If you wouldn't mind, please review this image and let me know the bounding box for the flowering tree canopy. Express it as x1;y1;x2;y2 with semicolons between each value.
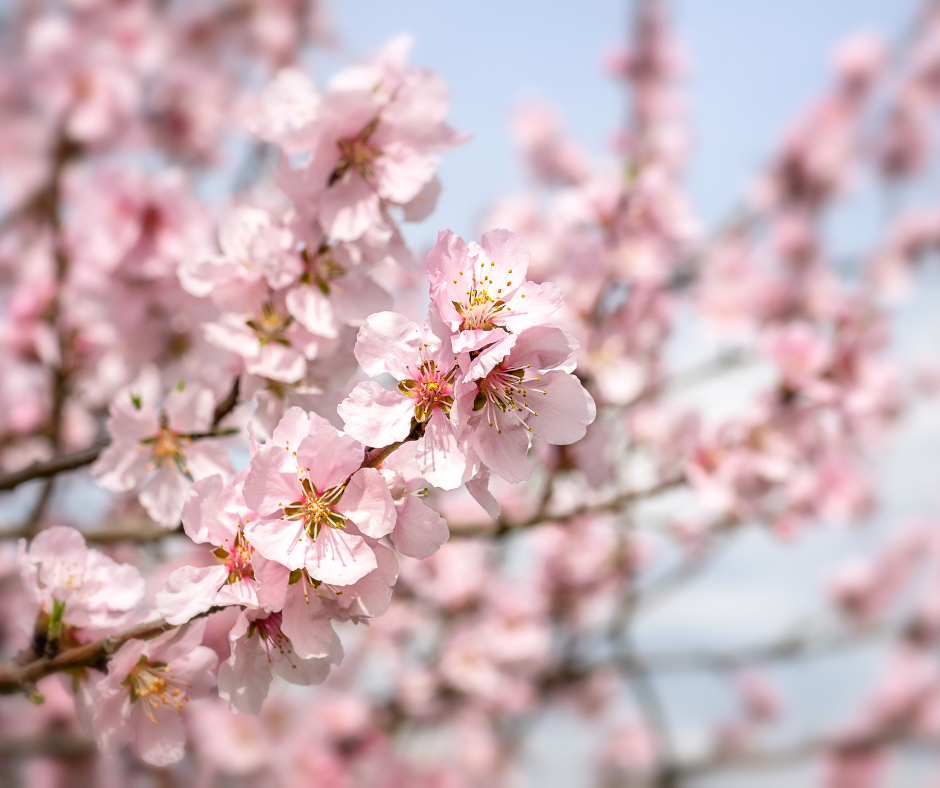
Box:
1;0;940;786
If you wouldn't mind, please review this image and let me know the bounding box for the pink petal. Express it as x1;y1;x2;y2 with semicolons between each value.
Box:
416;409;468;490
91;440;151;492
321;174;382;242
296;425;363;493
270;406;330;453
286;285;339;338
134;703;186;766
181;475;239;545
139;465;191;527
391;495;449;558
425;229;473;329
245;342;307;382
353;311;423;379
499;280;564;334
374;141;438;204
332;543;399;618
243;445;304;515
505;325;579;373
341;467;397;538
470;415;532;484
337;382;415;448
465;471;501;519
271;647;332;686
526;370;596;445
245;515;308;571
251;553;290;612
218;620;273;715
304;526;376;586
165;385;214;434
478;228;530;300
155;564;228;625
281;579;339;659
185;439;234;481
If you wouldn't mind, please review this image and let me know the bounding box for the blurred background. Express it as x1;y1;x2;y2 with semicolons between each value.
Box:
2;0;940;786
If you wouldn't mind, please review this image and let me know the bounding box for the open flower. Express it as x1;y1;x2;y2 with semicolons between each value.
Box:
453;326;595;483
337;311;471;489
18;525;144;635
377;441;450;558
217;608;340;715
242;407;396;586
91;384;233;527
92;620;218;767
155;473;286;624
273;36;463;243
426;229;564;353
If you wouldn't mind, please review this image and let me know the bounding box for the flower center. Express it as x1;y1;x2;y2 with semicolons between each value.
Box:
399;359;457;422
473;363;546;434
126;658;189;722
282;478;347;541
331;117;382;185
213;530;255;584
246;301;294;346
455;258;515;331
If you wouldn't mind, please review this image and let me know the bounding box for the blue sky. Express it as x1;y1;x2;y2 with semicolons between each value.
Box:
313;0;921;248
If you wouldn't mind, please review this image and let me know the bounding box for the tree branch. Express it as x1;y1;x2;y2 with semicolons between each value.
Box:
0;617;174;694
0;376;242;497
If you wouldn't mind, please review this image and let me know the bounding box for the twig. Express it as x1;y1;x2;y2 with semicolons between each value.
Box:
0;376;242;496
448;474;686;538
632;624;891;673
0;617;174;694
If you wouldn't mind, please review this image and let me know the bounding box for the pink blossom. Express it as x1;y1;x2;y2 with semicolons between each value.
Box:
217;609;338;715
17;525;144;634
272;37;463;242
155;473;287;625
242;407;395;586
338;310;471;489
425;228;564;353
179;206;302;297
93;620;218;767
378;441;450;558
91;383;233;527
452;326;596;484
762;321;832;392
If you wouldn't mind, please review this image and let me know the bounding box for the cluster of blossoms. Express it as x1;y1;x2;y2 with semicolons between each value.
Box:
5;0;940;786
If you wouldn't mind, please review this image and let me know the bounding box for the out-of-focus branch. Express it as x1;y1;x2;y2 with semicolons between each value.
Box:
447;473;686;538
0;732;97;759
0;603;225;695
0;377;241;497
631;623;891;673
0;617;174;694
0;442;108;493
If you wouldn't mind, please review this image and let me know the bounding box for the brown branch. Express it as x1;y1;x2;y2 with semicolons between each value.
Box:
0;376;242;497
0;441;108;493
0;732;97;759
631;623;891;674
0;617;174;694
448;473;686;538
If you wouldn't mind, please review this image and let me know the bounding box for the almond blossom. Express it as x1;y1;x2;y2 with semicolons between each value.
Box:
91;383;233;527
337;310;472;489
242;407;396;586
155;472;284;624
92;620;218;767
453;326;596;484
217;608;339;716
425;228;564;353
271;36;464;243
17;525;144;635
